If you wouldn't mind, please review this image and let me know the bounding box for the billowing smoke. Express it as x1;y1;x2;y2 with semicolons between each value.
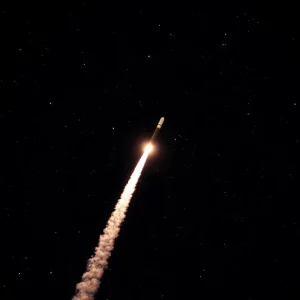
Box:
72;148;150;300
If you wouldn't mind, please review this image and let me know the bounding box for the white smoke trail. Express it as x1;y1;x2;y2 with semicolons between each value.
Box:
72;148;151;300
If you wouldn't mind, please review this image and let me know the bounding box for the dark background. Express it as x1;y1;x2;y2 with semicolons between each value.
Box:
1;5;299;299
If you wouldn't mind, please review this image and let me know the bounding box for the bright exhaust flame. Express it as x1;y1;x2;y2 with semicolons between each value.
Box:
72;147;151;300
145;143;153;152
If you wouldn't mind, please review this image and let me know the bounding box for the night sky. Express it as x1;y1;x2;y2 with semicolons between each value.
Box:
1;5;300;300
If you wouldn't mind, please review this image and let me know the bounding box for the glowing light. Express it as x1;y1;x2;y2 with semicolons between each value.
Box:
145;144;153;153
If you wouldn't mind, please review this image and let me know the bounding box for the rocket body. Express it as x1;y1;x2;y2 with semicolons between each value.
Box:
149;117;164;144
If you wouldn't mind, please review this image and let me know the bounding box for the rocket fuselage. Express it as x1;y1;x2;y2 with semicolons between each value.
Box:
149;117;164;144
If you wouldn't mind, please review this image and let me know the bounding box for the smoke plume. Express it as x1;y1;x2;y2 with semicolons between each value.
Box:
72;149;150;300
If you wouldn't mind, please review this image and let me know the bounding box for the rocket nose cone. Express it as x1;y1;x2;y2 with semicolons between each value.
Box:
159;117;164;124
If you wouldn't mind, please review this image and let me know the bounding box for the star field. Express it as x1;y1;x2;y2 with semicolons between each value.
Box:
1;5;300;300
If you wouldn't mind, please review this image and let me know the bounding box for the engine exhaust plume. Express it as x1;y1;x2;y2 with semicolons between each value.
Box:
72;148;151;300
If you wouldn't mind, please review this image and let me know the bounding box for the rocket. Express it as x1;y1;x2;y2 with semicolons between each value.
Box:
149;117;164;144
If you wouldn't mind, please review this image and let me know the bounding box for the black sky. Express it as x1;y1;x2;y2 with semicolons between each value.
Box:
1;5;300;300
